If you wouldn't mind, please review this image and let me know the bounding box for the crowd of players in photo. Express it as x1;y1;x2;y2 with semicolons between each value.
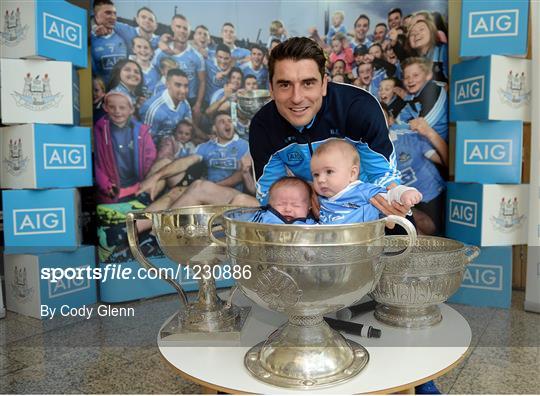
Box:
91;0;449;236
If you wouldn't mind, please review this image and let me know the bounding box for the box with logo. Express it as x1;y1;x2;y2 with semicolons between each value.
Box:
448;246;512;308
0;0;87;68
455;121;523;184
2;188;81;247
0;124;92;189
0;58;80;125
450;55;531;122
446;182;529;246
460;0;529;57
4;246;96;319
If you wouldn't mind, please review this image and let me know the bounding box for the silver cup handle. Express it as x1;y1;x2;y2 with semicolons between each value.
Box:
464;245;480;263
126;211;188;308
381;215;418;259
207;212;227;247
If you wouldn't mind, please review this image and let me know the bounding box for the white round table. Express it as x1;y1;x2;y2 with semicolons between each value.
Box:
158;300;471;394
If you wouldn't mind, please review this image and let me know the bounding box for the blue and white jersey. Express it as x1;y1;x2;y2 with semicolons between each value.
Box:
428;43;448;83
153;45;205;100
141;64;160;95
210;88;226;104
240;62;269;89
152;77;166;97
318;181;385;224
389;126;445;203
250;82;400;205
139;90;192;143
114;22;160;53
351;37;372;51
110;83;138;105
230;46;251;65
326;24;348;45
195;135;249;190
91;32;128;83
396;80;448;141
251;206;317;225
205;58;228;103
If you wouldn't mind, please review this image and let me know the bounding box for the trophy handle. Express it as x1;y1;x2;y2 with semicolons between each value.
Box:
126;211;188;308
207;212;227;247
381;215;417;259
464;245;480;263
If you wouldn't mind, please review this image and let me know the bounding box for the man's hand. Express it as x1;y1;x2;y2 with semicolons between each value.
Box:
158;34;175;55
94;24;112;36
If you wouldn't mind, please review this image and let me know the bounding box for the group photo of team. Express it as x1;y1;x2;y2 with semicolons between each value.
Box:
90;0;449;262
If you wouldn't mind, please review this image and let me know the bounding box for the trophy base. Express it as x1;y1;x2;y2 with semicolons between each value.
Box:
374;304;442;328
159;306;251;342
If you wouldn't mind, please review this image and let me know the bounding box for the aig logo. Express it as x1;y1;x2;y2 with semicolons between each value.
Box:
43;13;82;49
449;199;477;228
462;264;503;290
43;144;86;170
48;266;90;298
13;208;66;235
468;9;519;38
455;76;484;105
464;139;512;165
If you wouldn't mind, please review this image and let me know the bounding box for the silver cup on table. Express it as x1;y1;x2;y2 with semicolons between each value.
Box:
370;236;480;328
126;205;250;341
209;208;417;389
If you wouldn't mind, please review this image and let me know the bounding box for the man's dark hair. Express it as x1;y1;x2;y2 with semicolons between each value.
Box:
268;37;326;84
167;68;188;80
250;44;266;55
375;22;387;30
353;45;368;56
354;14;370;27
213;110;231;123
171;14;187;23
194;24;209;32
93;0;114;11
244;74;257;82
215;43;231;55
388;8;403;17
222;22;235;29
176;119;193;130
136;7;155;17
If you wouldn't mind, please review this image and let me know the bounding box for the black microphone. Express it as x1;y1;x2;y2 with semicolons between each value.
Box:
335;300;377;321
324;317;382;338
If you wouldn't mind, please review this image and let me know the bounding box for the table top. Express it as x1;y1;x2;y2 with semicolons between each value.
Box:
158;298;471;394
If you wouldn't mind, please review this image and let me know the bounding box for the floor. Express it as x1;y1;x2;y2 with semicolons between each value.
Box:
1;290;539;394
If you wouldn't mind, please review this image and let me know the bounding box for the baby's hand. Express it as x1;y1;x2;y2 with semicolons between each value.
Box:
400;190;422;207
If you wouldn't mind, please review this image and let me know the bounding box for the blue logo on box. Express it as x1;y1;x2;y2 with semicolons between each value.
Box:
44;143;87;170
43;12;82;49
464;139;512;165
449;199;477;228
462;263;503;290
454;75;484;105
48;266;91;298
468;9;519;38
13;208;66;235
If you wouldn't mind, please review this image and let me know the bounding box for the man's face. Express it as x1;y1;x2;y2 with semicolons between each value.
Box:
216;50;232;70
221;25;235;45
374;25;387;42
269;185;310;221
311;149;358;198
214;114;235;142
132;38;153;61
244;77;258;91
354;17;369;41
95;4;117;30
403;64;432;94
175;124;192;144
251;48;264;68
171;17;189;43
193;27;210;47
388;11;402;29
378;80;395;103
167;75;189;102
358;64;373;85
270;58;327;128
136;10;157;33
229;71;243;91
105;95;134;126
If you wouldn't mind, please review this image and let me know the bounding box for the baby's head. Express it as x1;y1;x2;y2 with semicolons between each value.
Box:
311;139;360;198
268;177;313;221
332;11;345;28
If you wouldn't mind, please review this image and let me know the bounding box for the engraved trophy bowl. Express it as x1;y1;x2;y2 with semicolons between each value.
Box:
236;89;271;118
126;205;250;341
209;208;417;389
370;236;480;328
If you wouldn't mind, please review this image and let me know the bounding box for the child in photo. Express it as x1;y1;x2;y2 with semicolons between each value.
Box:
158;119;197;161
311;139;421;224
266;20;288;49
326;10;348;45
378;77;406;119
107;59;146;110
93;77;107;122
251;177;317;225
130;36;160;95
152;57;177;96
329;33;354;73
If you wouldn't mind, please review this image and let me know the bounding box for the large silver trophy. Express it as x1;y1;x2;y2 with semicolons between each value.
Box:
370;236;480;328
126;206;250;340
236;89;271;118
210;208;417;389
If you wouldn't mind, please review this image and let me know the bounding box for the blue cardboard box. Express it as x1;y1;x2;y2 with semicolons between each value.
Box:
1;124;92;189
0;0;87;68
455;121;522;184
448;246;512;308
460;0;529;57
0;58;80;125
446;182;529;246
450;55;531;122
4;246;97;319
2;188;81;247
